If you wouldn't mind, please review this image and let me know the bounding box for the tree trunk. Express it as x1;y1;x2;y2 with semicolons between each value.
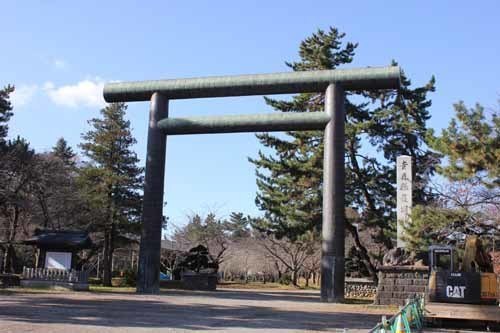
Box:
348;141;393;250
0;246;3;272
291;270;298;286
3;206;20;273
275;261;282;280
102;229;111;286
346;222;378;283
2;245;10;273
305;271;310;287
38;194;51;229
102;223;115;286
2;244;17;273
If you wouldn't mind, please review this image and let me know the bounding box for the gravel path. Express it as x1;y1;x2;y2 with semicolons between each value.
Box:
0;288;391;332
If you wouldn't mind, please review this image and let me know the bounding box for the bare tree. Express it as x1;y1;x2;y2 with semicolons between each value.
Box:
0;139;37;272
301;245;320;287
172;212;231;265
256;231;317;286
0;140;89;273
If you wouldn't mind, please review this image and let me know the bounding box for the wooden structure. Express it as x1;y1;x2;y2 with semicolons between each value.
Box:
21;229;92;290
24;229;92;270
22;267;88;283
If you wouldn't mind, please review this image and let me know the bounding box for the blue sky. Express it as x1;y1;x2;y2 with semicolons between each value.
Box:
2;1;499;234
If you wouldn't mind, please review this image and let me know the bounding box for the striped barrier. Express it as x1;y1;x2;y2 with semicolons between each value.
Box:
370;296;425;333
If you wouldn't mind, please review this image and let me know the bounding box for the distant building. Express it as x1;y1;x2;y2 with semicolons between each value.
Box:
24;229;92;270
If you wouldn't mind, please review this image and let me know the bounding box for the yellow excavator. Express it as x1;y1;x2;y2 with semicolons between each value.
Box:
428;236;498;304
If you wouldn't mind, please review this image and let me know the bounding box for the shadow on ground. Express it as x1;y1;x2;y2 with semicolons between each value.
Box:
0;289;380;331
166;288;373;305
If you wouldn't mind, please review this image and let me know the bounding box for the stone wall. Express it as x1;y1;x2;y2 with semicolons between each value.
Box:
182;272;217;291
345;278;377;299
374;265;429;306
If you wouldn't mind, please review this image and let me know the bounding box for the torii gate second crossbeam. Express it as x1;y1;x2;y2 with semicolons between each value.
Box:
103;66;401;302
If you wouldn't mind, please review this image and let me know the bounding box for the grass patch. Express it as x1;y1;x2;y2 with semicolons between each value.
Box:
89;285;135;293
0;287;67;295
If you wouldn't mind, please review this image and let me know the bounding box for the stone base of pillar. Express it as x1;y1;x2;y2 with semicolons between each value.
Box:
374;265;429;306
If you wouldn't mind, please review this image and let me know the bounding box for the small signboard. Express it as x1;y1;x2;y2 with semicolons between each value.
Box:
45;251;72;270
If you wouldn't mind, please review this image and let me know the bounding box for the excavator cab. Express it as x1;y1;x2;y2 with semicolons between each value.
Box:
428;245;457;272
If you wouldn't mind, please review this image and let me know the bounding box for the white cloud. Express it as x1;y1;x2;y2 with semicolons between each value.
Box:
10;84;38;107
43;82;54;90
44;79;105;108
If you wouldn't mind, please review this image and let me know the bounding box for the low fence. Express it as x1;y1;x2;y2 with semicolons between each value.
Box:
369;296;425;333
22;267;88;284
345;278;377;298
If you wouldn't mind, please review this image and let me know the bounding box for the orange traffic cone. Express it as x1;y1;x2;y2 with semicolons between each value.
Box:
394;313;407;333
406;307;413;324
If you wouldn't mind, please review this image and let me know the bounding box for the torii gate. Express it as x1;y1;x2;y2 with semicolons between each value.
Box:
103;66;401;302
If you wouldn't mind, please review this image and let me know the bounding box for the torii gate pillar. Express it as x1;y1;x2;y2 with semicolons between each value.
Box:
321;83;345;301
136;93;168;293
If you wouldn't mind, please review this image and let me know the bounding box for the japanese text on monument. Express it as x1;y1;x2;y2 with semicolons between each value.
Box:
396;155;412;248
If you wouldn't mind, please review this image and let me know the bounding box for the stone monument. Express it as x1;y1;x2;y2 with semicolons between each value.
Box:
374;155;429;305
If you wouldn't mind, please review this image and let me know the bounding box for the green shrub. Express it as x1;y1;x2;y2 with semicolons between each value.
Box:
278;274;292;285
123;269;137;287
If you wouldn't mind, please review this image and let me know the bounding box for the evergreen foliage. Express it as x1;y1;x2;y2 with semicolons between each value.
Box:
250;27;356;240
0;85;14;146
79;102;143;285
404;205;467;252
52;137;76;167
224;212;251;239
405;102;499;252
250;27;439;273
429;101;499;187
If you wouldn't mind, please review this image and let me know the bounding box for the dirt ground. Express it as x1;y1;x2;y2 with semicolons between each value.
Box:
0;288;393;332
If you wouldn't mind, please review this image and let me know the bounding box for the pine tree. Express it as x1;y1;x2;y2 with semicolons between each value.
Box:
429;101;499;187
0;85;14;146
224;212;250;239
362;63;440;245
250;27;357;240
404;101;500;252
250;28;439;276
79;103;143;286
52;137;76;167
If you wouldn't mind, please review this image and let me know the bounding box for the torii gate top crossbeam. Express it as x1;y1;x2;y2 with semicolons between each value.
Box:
103;66;401;102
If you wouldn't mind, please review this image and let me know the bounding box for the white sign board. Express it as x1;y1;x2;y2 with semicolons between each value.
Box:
45;251;72;270
397;155;412;248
